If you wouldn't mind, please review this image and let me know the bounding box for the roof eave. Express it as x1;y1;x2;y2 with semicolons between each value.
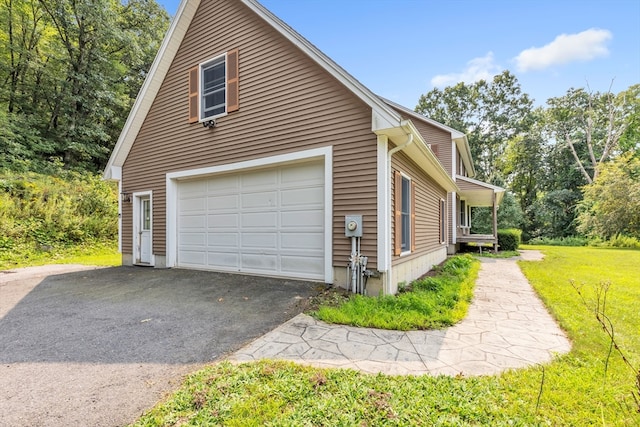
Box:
456;175;505;206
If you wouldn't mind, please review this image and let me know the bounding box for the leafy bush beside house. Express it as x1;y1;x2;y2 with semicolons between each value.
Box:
0;172;118;257
497;229;522;251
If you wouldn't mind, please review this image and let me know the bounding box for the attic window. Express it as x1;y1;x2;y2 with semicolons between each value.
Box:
201;55;226;119
188;49;239;123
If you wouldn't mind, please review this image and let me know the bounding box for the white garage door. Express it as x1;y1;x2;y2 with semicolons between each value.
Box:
177;161;325;280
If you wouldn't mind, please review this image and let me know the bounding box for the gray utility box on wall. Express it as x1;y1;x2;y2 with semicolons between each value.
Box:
344;215;363;237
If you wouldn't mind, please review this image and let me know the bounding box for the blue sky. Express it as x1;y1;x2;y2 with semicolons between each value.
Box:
157;0;640;109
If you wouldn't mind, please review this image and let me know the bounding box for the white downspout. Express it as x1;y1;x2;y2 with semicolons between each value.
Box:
386;133;414;295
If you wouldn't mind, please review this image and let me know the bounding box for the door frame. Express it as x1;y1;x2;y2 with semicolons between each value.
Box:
133;190;154;266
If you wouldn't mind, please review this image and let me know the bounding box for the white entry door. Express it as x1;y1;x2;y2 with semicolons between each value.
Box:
135;195;152;264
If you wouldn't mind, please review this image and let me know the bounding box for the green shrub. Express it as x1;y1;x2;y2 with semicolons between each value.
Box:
527;236;588;246
591;234;640;249
497;229;522;251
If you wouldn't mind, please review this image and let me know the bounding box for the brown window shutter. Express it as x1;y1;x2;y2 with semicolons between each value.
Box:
431;144;439;156
188;66;199;123
227;48;239;112
411;181;416;252
394;170;402;256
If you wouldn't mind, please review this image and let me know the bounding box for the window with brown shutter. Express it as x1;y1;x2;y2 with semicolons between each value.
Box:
190;49;239;123
188;66;199;123
394;171;414;256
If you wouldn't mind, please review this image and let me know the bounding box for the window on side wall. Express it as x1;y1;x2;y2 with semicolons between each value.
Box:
394;171;415;256
188;49;239;123
401;176;411;251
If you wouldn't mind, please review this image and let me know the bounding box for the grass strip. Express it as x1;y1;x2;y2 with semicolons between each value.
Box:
311;254;479;330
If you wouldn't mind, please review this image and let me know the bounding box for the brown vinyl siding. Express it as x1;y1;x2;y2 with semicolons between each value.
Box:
391;150;447;265
121;0;378;270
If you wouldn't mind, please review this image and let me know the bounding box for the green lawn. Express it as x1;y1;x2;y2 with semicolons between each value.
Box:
0;241;121;269
124;246;636;425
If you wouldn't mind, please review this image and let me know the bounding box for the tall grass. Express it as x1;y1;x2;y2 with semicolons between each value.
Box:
0;171;118;268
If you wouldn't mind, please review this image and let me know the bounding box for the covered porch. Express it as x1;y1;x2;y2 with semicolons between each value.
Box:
455;175;505;253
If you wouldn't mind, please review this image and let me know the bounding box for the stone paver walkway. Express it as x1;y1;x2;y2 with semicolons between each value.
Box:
229;250;571;376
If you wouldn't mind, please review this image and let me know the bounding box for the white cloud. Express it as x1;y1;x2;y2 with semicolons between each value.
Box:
515;28;612;72
431;52;502;87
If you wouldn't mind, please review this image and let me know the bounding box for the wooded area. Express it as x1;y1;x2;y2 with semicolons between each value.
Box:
0;0;170;172
416;72;639;241
1;0;638;245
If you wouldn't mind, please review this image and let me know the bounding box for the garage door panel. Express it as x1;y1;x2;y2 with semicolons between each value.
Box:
281;162;323;185
281;255;324;275
207;252;239;268
179;250;206;266
242;254;277;271
179;180;207;194
241;169;277;188
207;213;239;228
180;233;207;246
281;210;323;228
207;175;239;193
207;194;238;210
281;187;323;207
281;232;323;249
180;197;206;213
207;233;238;248
241;191;277;209
177;160;325;280
180;215;206;229
242;233;277;248
242;212;277;228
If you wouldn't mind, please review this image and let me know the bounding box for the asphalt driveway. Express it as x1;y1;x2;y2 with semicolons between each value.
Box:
0;265;320;426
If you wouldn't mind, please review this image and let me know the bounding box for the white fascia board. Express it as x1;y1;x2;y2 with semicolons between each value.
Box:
103;0;201;180
243;0;401;131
